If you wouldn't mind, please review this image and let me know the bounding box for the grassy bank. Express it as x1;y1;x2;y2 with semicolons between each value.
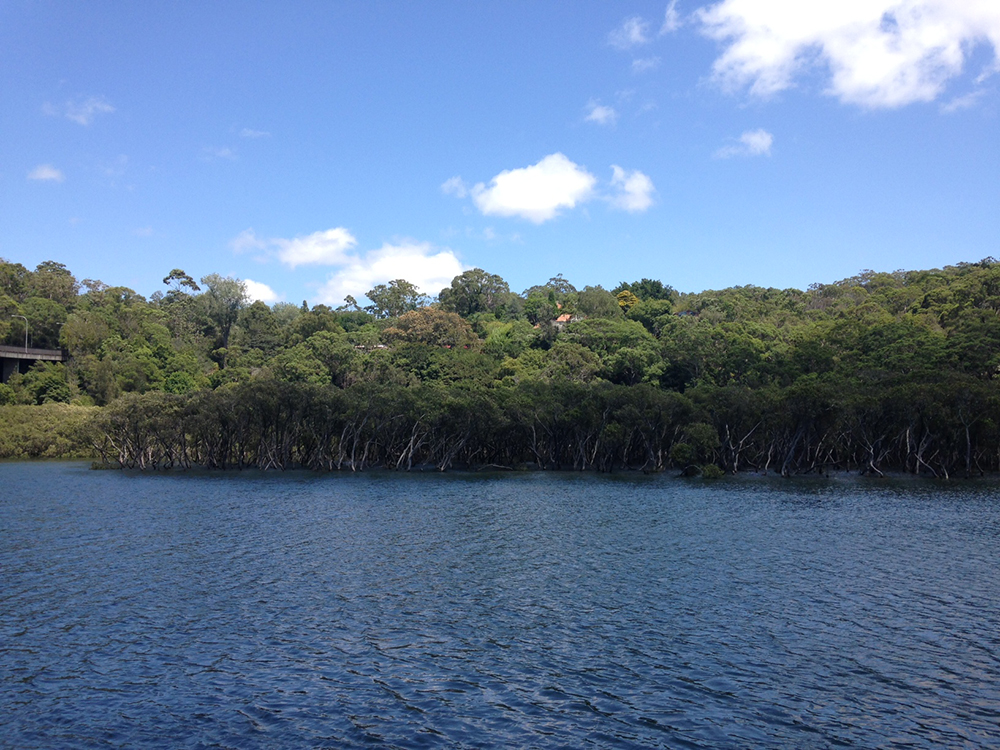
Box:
0;404;99;460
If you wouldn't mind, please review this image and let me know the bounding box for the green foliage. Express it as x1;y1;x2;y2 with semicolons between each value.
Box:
523;293;559;325
289;306;346;342
0;403;97;458
616;289;640;312
0;259;30;302
438;268;511;317
8;362;72;405
577;286;623;319
199;274;248;362
701;463;725;479
613;278;676;302
383;308;479;348
163;268;201;293
482;320;536;359
626;298;674;335
163;371;198;394
235;301;283;353
10;255;1000;477
524;274;577;298
562;317;655;357
19;297;68;348
27;261;79;305
365;279;429;318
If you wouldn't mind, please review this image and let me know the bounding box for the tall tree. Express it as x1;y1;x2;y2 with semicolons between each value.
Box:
438;268;510;317
163;269;201;295
365;279;429;318
27;261;79;306
200;274;247;366
613;278;676;302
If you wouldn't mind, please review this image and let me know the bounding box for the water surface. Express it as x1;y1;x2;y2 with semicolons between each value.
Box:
2;463;998;748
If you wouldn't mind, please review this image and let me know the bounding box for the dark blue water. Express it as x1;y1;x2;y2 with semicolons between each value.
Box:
2;463;999;748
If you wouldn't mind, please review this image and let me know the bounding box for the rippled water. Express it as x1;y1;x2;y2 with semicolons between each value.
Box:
2;463;999;748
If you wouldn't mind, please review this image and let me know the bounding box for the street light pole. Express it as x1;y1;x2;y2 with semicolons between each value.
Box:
11;315;28;351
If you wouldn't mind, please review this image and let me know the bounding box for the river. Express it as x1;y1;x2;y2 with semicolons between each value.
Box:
2;462;998;748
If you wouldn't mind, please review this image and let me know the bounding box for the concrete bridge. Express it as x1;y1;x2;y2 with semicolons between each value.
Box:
0;345;68;382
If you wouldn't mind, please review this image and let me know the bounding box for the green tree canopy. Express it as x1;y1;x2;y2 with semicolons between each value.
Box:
365;279;429;318
383;308;479;348
438;268;511;317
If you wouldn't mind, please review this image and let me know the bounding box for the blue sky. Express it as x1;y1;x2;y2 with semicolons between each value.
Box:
2;1;998;305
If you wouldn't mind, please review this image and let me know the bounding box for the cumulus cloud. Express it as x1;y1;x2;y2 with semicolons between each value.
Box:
470;153;597;224
441;175;468;198
275;227;358;268
230;226;359;267
46;96;115;125
27;164;65;182
610;16;651;49
315;241;467;306
228;227;462;304
244;279;280;303
661;0;682;34
632;57;661;73
697;0;1000;108
715;128;774;158
585;100;618;125
609;166;655;212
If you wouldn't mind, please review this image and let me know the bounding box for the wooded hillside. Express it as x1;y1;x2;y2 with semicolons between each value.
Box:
5;257;1000;476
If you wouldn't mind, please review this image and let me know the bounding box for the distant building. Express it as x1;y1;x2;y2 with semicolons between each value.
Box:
553;313;576;330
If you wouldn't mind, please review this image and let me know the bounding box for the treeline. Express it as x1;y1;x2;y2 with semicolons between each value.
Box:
5;257;1000;475
93;375;998;477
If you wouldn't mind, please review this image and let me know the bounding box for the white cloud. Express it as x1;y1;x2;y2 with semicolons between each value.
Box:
609;166;655;212
275;227;358;268
133;226;154;237
231;228;270;254
51;96;115;125
585;100;618;125
244;279;280;303
661;1;682;34
632;57;661;73
715;128;774;158
203;146;237;160
315;241;467;305
240;128;270;138
229;228;463;305
610;16;651;49
697;0;1000;108
441;175;468;198
976;59;1000;84
470;153;597;224
27;164;65;182
941;90;987;113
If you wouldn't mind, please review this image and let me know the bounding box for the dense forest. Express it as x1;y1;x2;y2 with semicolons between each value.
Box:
4;257;1000;477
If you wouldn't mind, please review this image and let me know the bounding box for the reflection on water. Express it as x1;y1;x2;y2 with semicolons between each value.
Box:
2;464;999;748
